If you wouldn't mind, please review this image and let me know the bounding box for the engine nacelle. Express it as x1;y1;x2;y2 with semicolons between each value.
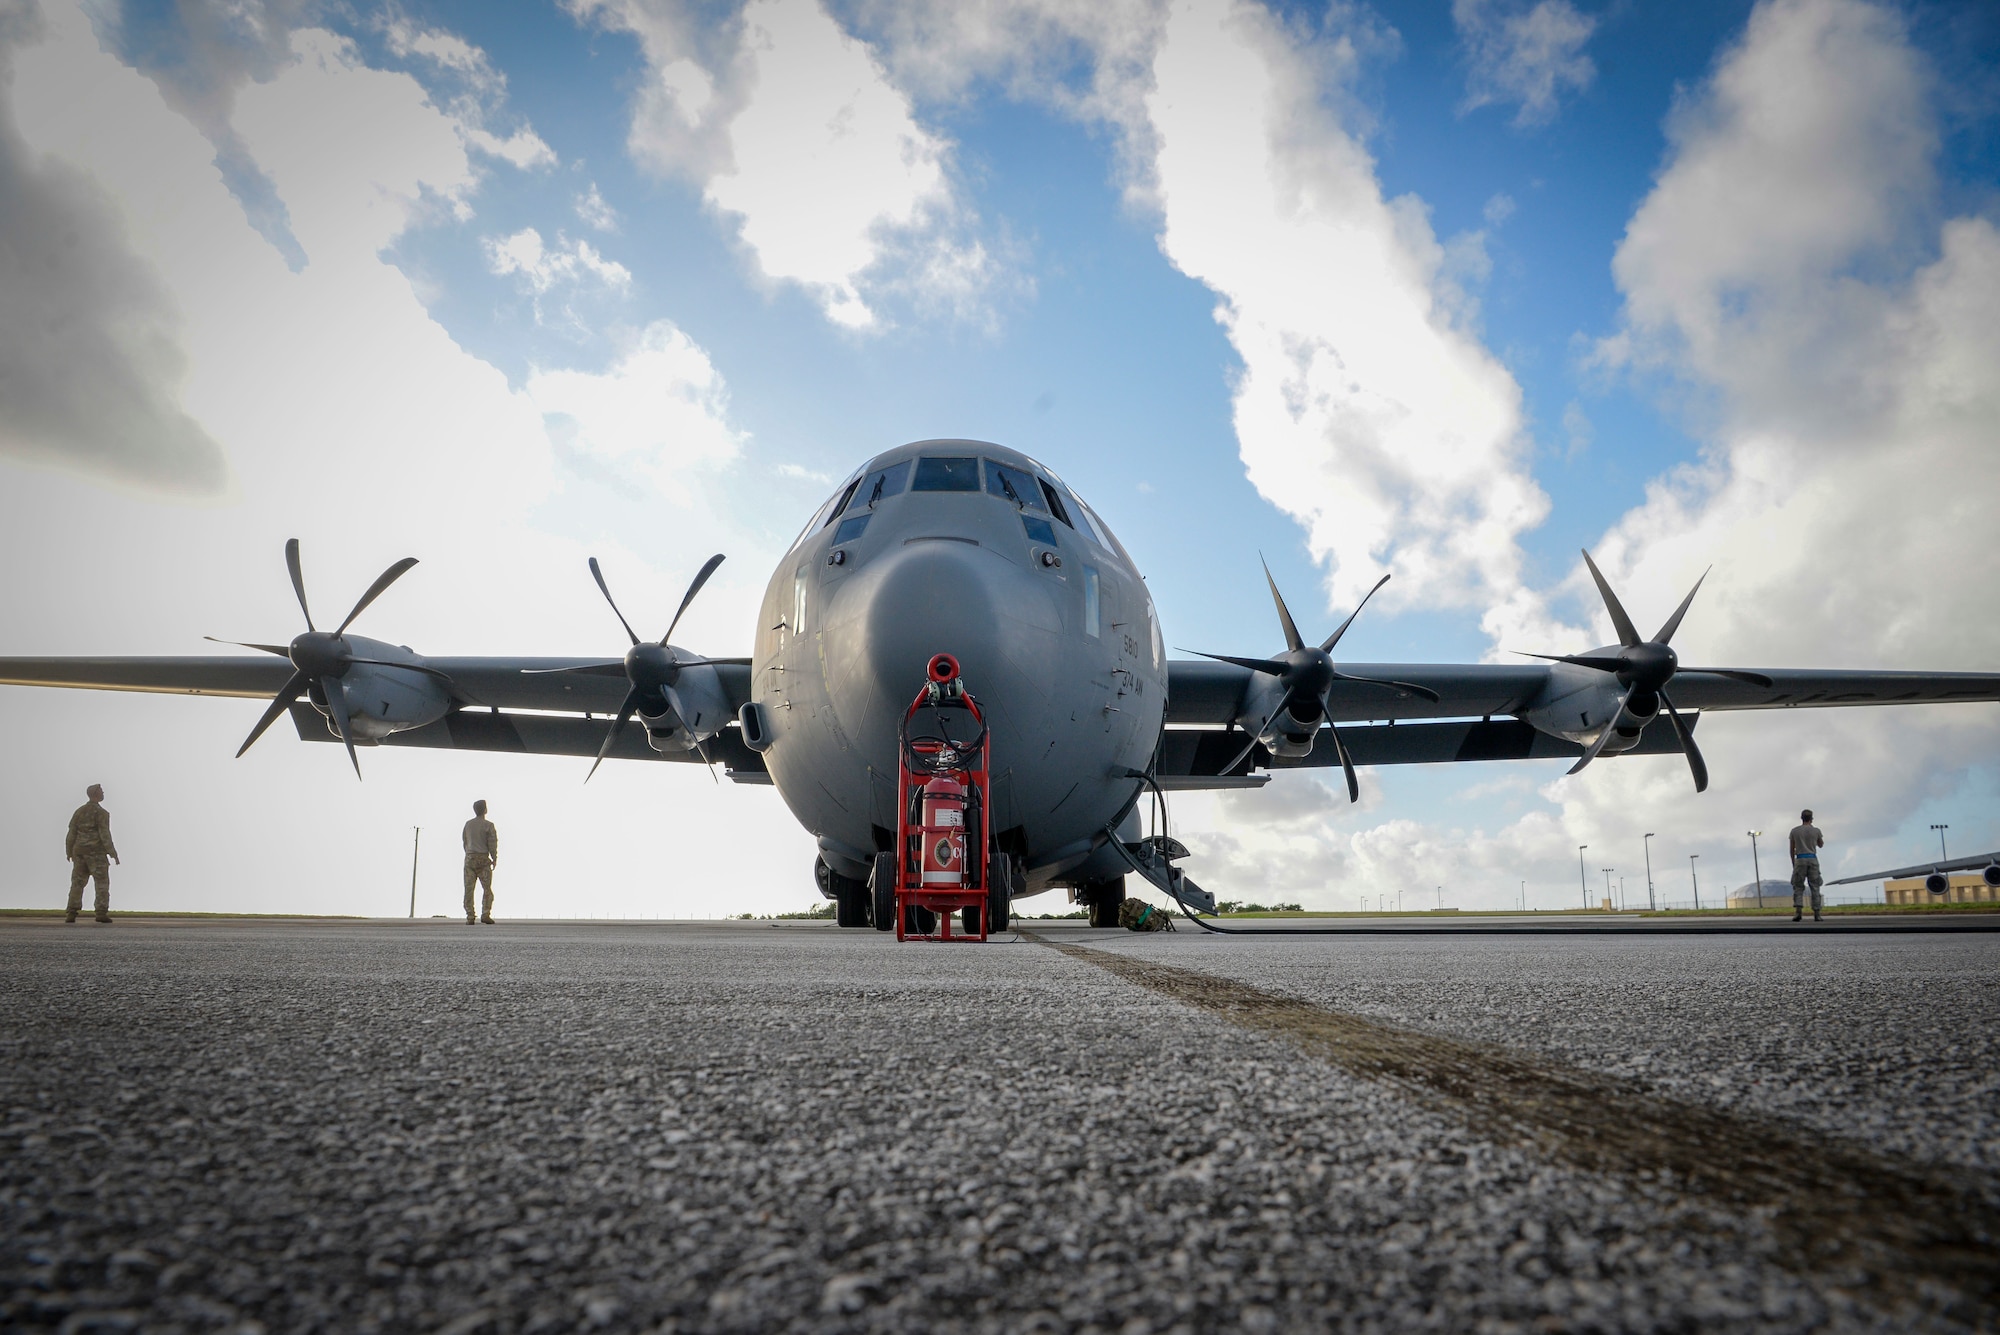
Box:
314;662;451;742
1985;863;2000;888
639;661;731;754
1520;665;1653;754
1926;872;1950;895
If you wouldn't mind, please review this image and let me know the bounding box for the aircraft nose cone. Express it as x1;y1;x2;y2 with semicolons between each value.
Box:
855;542;1007;706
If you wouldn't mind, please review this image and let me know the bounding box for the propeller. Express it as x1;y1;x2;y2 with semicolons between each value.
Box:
225;539;419;779
1523;549;1773;792
566;554;728;781
1187;560;1439;802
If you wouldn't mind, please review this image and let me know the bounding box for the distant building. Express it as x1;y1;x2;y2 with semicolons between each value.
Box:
1725;879;1795;909
1884;872;2000;906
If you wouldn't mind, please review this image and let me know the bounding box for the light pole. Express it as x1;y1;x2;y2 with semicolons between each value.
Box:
1436;885;1443;911
1601;867;1614;910
1520;880;1526;912
1578;844;1589;911
1932;823;1950;861
1748;830;1764;910
408;826;421;919
1690;853;1701;911
1644;833;1657;911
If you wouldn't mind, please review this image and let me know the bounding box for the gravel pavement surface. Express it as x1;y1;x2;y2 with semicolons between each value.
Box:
3;916;1995;1333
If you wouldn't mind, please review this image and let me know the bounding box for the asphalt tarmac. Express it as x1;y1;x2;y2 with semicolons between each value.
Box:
3;916;1996;1333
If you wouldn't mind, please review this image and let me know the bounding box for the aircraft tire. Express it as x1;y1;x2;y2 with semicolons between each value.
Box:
870;852;898;931
1084;876;1126;928
832;871;870;928
986;869;1011;934
960;907;981;936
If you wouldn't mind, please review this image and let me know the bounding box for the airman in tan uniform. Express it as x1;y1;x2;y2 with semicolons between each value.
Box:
463;799;498;925
65;783;119;924
1788;808;1825;922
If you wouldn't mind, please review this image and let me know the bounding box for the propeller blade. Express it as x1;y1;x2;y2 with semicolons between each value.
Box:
1580;549;1641;648
335;557;419;635
1519;651;1630;673
1677;667;1775;688
1659;690;1708;793
661;553;727;647
1184;649;1290;676
320;674;362;779
285;538;314;631
1325;721;1359;803
235;670;308;758
205;637;292;657
1330;671;1442;704
1651;567;1710;646
520;661;626;676
586;690;642;783
589;558;642;647
1320;573;1391;653
693;734;719;784
1566;685;1635;777
1261;556;1305;653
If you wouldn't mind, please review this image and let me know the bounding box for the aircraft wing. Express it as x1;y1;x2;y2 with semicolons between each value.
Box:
1164;659;2000;725
1827;852;2000;886
0;654;752;716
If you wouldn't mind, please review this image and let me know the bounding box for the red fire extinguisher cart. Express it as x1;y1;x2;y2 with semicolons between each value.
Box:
893;654;992;942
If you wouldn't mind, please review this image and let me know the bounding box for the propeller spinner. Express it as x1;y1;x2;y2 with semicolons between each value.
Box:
1188;559;1439;803
572;554;728;781
1522;550;1772;792
218;538;420;779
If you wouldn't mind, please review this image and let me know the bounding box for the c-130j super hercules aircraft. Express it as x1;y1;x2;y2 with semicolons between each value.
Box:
6;438;2000;929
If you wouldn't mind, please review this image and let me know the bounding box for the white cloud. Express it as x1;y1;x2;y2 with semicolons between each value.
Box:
576;181;619;230
572;0;987;328
0;0;809;919
0;2;227;493
527;321;743;504
487;226;633;293
1182;0;2000;909
1145;0;1548;631
1453;0;1597;128
383;15;558;169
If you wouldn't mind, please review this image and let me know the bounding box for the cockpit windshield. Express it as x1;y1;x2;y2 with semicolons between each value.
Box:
912;457;981;491
985;461;1046;512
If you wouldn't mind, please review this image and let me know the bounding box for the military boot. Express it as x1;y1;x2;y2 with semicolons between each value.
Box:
1792;909;1801;922
95;915;113;924
64;911;76;924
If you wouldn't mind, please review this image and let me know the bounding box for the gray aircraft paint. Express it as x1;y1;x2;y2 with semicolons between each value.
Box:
750;441;1165;890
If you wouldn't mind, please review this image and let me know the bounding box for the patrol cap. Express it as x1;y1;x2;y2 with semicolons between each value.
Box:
86;784;103;800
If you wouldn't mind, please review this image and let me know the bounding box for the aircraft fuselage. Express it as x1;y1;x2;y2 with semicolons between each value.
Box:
749;441;1166;894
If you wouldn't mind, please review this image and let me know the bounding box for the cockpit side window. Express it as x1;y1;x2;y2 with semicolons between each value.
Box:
791;471;861;550
912;457;981;491
986;461;1047;512
1077;500;1134;566
822;476;863;527
1037;478;1072;526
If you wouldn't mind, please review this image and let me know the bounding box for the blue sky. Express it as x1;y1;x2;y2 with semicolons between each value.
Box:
1;0;1996;916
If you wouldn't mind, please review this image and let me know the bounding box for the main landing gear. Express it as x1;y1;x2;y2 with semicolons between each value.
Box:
816;856;872;928
1079;875;1127;928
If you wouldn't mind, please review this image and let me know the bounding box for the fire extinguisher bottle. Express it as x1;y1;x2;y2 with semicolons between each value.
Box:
919;772;967;886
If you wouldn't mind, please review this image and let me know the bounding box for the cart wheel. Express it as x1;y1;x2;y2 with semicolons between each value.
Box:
870;853;897;932
906;905;937;934
960;906;981;936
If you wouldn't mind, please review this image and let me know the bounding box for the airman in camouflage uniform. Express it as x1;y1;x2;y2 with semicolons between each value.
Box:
463;799;498;925
65;783;119;924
